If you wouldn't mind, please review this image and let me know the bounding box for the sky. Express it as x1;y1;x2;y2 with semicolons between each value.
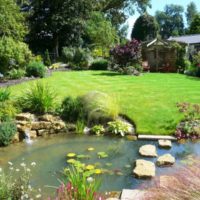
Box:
126;0;200;39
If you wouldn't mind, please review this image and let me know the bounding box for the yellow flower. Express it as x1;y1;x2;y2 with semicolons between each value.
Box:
87;147;95;151
67;153;76;158
67;159;76;164
86;165;95;170
95;169;102;174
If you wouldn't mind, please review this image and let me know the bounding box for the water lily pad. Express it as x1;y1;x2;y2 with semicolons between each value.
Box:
95;169;102;174
85;165;95;170
77;154;90;159
67;159;76;164
105;163;112;167
67;153;76;158
97;152;108;159
87;147;95;151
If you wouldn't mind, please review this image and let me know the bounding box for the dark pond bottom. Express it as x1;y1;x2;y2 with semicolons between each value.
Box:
0;133;199;197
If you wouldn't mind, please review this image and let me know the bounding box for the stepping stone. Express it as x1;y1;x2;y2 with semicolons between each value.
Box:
139;144;157;157
158;140;172;148
156;154;175;166
133;159;156;178
121;189;145;200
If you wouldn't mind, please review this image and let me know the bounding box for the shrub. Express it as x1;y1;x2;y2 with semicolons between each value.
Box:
0;101;18;121
0;88;10;102
91;125;105;135
0;120;17;146
18;82;56;114
49;63;61;70
26;61;46;78
44;49;51;67
60;96;83;122
90;59;109;70
62;47;92;70
7;68;26;79
108;120;130;137
0;37;32;74
79;91;119;125
110;39;141;68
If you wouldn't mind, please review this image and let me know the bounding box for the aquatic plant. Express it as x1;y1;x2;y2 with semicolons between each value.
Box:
108;120;130;136
75;120;85;135
97;152;109;159
91;125;105;136
57;167;102;200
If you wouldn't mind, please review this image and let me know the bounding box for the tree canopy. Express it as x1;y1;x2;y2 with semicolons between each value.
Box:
131;14;158;41
189;14;200;34
186;2;198;27
155;4;184;39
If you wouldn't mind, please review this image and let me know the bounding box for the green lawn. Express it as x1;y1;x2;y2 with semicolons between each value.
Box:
10;71;200;135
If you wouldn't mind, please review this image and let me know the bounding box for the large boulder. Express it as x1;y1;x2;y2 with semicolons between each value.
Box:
16;113;35;121
158;140;172;148
39;114;60;123
133;159;155;178
31;121;51;130
156;154;175;166
139;144;157;157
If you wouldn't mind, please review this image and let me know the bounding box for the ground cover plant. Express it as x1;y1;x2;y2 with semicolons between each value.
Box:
8;71;200;135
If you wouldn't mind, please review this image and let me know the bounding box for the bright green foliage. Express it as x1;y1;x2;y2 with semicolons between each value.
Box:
155;4;184;38
0;120;17;146
0;101;18;121
189;14;200;34
0;88;10;102
90;59;109;70
108;120;129;137
75;120;85;135
26;61;46;78
60;96;83;122
10;71;200;135
85;12;118;51
0;37;32;74
8;69;26;80
18;82;56;114
0;0;27;40
131;14;159;41
91;125;105;135
80;91;119;125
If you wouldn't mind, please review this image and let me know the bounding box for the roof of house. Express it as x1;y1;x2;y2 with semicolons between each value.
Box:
168;34;200;44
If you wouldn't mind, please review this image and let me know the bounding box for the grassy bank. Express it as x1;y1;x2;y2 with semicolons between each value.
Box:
9;71;200;135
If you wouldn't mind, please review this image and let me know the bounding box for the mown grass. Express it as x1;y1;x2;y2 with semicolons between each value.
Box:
9;71;200;135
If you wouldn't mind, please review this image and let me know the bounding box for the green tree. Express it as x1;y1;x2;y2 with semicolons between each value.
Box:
186;2;198;27
189;14;200;34
28;0;93;57
155;4;184;39
131;14;159;41
85;12;118;53
0;0;27;41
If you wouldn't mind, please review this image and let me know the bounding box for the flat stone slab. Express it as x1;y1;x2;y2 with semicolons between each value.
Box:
139;144;157;157
158;139;172;148
156;154;175;166
133;159;156;178
138;135;176;141
121;189;145;200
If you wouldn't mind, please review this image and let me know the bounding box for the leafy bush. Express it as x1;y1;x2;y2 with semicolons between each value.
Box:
26;61;46;78
0;88;10;102
108;120;130;137
8;68;25;79
91;125;105;135
0;120;17;146
60;96;83;122
44;49;51;67
90;59;109;70
49;63;61;70
62;47;92;70
110;39;141;68
79;91;119;125
0;37;32;74
18;82;56;114
0;101;18;121
122;65;142;75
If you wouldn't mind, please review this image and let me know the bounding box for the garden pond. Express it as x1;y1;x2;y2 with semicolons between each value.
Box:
0;133;200;197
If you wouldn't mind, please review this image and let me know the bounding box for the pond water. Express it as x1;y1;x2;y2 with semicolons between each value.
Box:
0;133;200;197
